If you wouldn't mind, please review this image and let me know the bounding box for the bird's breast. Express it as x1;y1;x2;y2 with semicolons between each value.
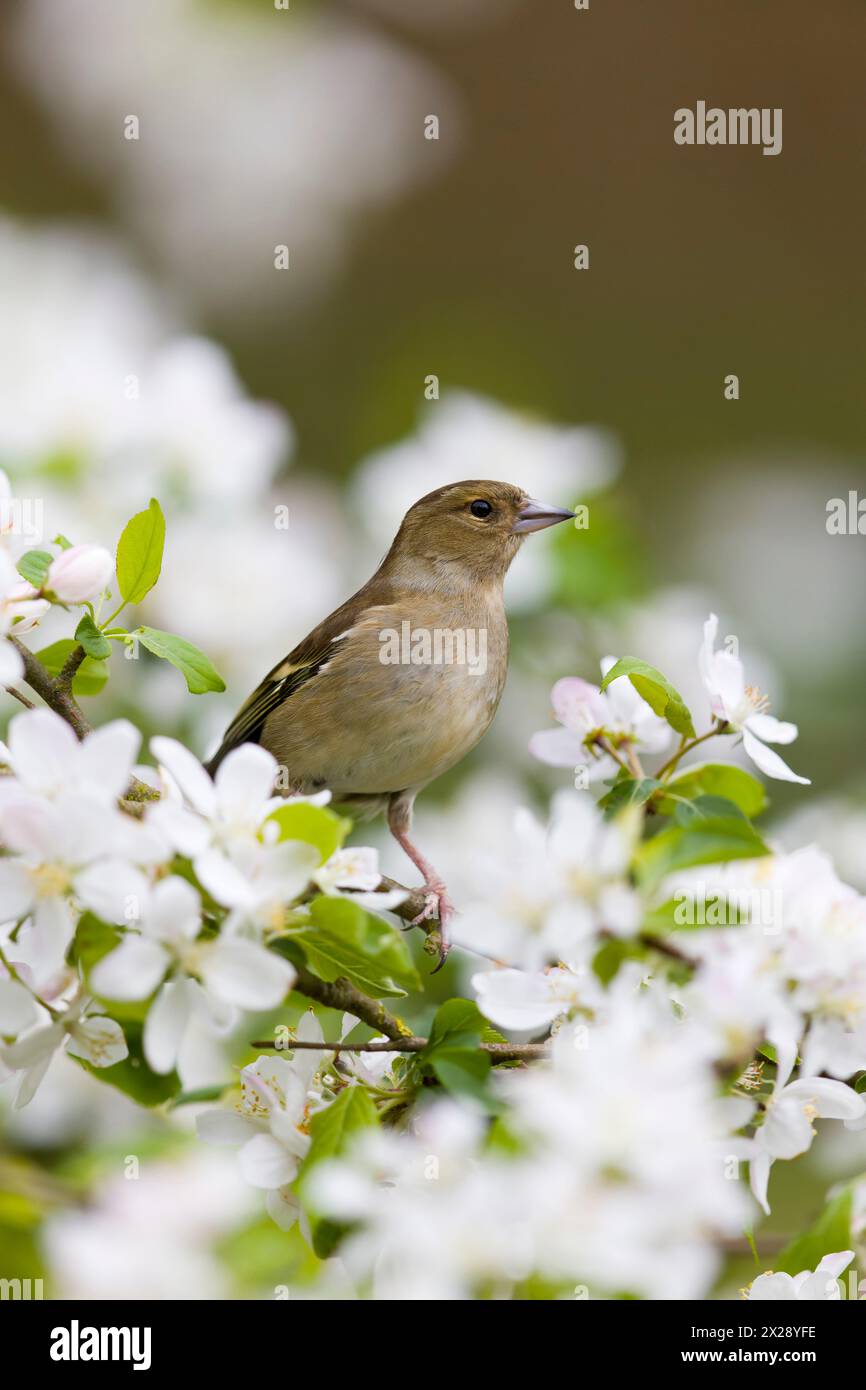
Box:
262;597;509;797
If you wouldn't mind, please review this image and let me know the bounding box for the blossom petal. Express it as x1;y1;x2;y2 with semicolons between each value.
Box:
749;1148;772;1215
698;613;719;694
0;793;63;857
748;1272;796;1300
67;1015;128;1068
742;728;810;785
0;978;39;1034
745;713;798;746
199;940;294;1010
784;1077;866;1123
7;708;78;794
239;1132;297;1189
194;848;255;909
473;968;571;1031
0;640;23;685
2;1021;64;1070
75;859;151;927
214;743;278;820
90;936;171;1001
146;800;210;858
149;876;201;943
708;649;747;722
528;727;586;768
197;1109;261;1146
78;720;141;801
143;980;192;1074
0;859;36;919
550;676;607;732
151;735;216;816
265;1186;301;1231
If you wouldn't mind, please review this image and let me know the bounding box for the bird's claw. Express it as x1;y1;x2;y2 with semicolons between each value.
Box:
409;892;441;927
410;886;453;973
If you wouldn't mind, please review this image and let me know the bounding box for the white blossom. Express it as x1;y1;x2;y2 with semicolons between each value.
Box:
530;659;672;779
700;613;809;784
197;1013;329;1230
89;876;294;1073
746;1251;853;1301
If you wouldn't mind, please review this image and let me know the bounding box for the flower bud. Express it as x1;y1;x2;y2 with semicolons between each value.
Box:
47;544;114;603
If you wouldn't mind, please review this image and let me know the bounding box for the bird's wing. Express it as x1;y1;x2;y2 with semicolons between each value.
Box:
206;577;394;773
208;647;335;769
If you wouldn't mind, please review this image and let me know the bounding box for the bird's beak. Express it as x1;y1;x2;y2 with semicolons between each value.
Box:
512;498;576;534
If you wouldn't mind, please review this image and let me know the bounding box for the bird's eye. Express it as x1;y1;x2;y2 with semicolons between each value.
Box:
469;499;493;519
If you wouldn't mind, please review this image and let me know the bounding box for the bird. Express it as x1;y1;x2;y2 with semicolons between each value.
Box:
206;481;575;967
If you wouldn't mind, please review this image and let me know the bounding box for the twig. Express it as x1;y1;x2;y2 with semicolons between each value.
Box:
654;722;730;781
56;642;88;694
249;1035;550;1062
597;735;630;774
4;687;35;710
638;931;694;965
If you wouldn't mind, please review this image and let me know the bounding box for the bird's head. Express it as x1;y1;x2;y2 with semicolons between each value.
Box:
383;480;575;590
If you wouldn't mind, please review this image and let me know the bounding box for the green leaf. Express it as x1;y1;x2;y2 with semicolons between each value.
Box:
300;1085;379;1176
600;657;695;738
642;894;746;933
634;815;769;892
598;776;661;819
74;613;112;660
116;498;165;605
429;1048;491;1100
70;913;121;974
134;626;226;694
71;1022;180;1107
426;998;487;1051
34;639;109;696
773;1186;854;1279
673;794;746;827
73;915;153;1022
297;1084;379;1259
291;896;421;998
170;1085;231;1109
657;762;768;819
266;804;350;865
592;936;645;983
52;533;73;551
16;549;53;587
421;998;492;1100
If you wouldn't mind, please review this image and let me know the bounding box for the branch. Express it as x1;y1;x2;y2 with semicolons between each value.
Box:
11;636;93;739
249;1035;550;1062
375;876;428;924
291;961;414;1041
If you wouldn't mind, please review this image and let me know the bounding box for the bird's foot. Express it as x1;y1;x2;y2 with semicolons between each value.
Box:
411;883;454;973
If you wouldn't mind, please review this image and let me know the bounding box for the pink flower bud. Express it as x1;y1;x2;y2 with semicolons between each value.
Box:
47;544;114;603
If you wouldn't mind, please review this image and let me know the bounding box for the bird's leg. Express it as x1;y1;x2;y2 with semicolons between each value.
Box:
387;794;453;971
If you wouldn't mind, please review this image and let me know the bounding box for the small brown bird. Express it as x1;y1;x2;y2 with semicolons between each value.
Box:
207;481;574;965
